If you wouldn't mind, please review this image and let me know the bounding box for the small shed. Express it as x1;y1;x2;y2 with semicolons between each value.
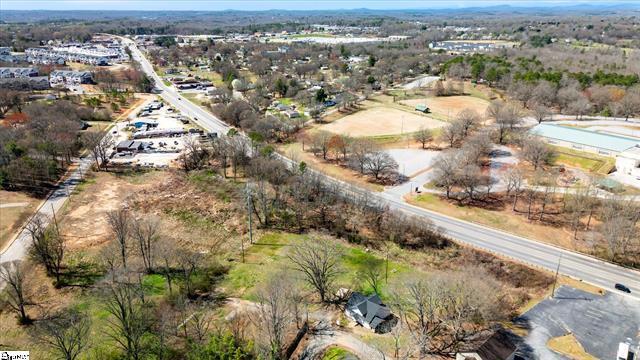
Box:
415;104;430;113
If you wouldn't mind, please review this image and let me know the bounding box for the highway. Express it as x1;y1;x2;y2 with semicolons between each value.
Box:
87;39;640;300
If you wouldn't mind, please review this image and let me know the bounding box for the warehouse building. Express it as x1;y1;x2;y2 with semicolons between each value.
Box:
530;124;640;156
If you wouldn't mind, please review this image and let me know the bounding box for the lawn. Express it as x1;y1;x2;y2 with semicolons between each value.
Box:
550;146;615;174
182;92;209;108
220;231;412;301
322;346;357;360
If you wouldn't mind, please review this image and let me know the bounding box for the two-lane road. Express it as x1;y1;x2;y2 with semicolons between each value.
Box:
124;38;640;300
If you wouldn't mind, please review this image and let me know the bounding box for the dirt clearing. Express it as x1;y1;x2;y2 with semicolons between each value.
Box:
401;96;490;120
59;171;162;250
320;106;445;137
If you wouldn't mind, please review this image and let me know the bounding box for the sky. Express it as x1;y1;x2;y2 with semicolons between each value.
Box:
1;0;636;11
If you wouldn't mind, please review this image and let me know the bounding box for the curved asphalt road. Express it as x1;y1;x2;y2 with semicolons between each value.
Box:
81;39;640;300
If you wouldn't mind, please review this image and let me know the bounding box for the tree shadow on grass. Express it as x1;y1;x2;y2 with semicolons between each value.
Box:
57;261;105;288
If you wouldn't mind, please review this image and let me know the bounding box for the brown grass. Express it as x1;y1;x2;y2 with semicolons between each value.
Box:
59;171;162;250
0;191;41;250
320;106;445;137
279;142;384;192
400;95;490;120
405;193;577;250
547;334;597;360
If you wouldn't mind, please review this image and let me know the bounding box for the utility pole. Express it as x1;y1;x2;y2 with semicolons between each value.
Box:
551;253;563;298
245;183;253;245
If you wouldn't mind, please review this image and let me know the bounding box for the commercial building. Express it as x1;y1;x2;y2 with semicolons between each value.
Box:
116;140;148;153
530;124;640;156
615;146;640;179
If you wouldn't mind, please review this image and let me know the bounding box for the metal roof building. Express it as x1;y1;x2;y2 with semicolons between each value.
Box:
530;124;640;155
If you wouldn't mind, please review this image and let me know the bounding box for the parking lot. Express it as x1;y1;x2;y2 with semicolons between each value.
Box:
515;286;640;359
109;98;209;168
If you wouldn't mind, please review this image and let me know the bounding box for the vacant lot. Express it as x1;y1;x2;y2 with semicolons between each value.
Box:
321;106;445;137
59;171;163;250
0;191;41;250
401;96;490;120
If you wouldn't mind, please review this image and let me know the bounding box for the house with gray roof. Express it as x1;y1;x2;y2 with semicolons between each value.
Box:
345;292;397;334
49;70;93;86
0;76;50;90
0;67;38;78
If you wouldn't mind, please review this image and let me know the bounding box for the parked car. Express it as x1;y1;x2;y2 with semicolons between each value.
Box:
615;283;631;293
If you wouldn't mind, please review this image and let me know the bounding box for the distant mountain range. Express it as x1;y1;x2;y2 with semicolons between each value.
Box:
1;3;639;23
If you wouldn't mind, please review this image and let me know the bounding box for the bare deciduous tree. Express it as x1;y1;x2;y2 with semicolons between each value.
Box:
365;151;399;181
104;277;149;360
35;309;91;360
455;108;480;137
502;167;524;211
27;214;65;285
0;261;32;324
520;136;554;170
254;273;297;359
130;215;160;274
348;138;376;174
82;131;115;171
107;208;130;269
432;150;461;199
413;127;433;149
288;240;342;303
178;136;210;172
391;268;503;356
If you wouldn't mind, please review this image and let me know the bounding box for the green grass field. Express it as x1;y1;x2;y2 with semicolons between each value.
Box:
550;146;615;174
220;231;413;301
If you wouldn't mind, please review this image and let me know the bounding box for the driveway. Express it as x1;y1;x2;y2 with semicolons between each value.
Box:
384;149;439;198
386;148;439;177
298;322;384;360
515;286;640;359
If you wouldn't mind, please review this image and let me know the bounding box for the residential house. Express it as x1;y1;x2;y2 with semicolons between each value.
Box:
49;70;93;86
344;292;397;334
0;76;50;90
0;67;39;78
